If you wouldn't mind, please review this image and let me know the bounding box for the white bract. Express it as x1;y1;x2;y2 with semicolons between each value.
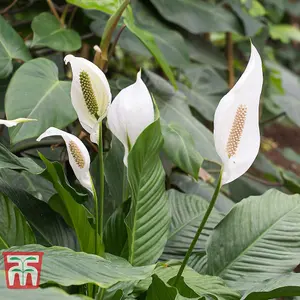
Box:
214;43;263;185
107;70;155;166
64;55;112;144
37;127;92;192
0;118;37;127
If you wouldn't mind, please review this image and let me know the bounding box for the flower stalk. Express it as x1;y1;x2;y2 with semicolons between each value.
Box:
173;167;223;286
98;122;104;242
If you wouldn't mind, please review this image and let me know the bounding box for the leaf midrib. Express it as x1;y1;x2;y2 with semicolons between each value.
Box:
216;203;300;277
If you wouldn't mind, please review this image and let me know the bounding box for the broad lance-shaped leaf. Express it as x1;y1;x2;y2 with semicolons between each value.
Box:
31;13;81;52
0;272;93;300
149;0;242;34
0;142;42;173
0;194;35;249
0;245;155;288
138;262;240;300
0;15;31;78
207;189;300;291
162;190;222;261
5;58;77;144
242;273;300;300
126;118;170;266
0;177;79;250
162;123;203;179
39;153;103;256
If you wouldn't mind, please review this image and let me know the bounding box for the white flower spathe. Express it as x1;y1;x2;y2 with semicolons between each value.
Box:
37;127;92;192
64;55;112;144
107;70;155;166
214;42;263;185
0;118;37;127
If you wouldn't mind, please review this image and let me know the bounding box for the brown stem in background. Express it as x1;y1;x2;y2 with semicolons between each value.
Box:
46;0;63;27
203;32;210;41
60;4;70;26
108;24;126;60
0;0;18;14
226;32;235;89
68;6;78;27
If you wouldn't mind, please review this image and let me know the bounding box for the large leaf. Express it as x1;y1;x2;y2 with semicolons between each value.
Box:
144;71;219;162
242;273;300;300
0;142;42;173
31;13;81;52
126;118;170;266
5;58;77;144
207;189;300;291
162;190;222;260
0;169;56;202
162;123;203;179
0;245;155;288
67;0;120;14
0;177;79;249
125;6;176;87
0;193;35;249
149;0;242;34
138;262;240;300
170;173;234;214
0;272;91;300
39;154;103;255
0;15;31;78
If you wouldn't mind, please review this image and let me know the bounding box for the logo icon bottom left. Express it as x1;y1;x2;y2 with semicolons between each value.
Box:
2;251;44;289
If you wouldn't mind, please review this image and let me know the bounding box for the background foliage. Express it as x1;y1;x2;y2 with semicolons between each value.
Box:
1;0;300;299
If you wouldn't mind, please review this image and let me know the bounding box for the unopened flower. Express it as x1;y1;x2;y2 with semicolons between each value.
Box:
64;55;112;144
0;118;37;127
37;127;92;192
214;43;263;185
107;71;154;166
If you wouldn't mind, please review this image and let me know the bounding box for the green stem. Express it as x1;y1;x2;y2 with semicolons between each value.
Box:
173;167;223;286
91;177;99;255
122;166;129;202
98;122;104;242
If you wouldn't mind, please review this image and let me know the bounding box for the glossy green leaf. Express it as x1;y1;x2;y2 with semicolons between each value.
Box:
144;70;219;162
162;123;203;179
149;0;242;34
0;272;92;300
67;0;120;14
126;118;170;266
0;142;42;173
5;58;77;144
138;262;240;300
162;190;222;261
125;7;176;88
39;153;103;255
242;273;300;300
0;193;35;249
0;177;79;249
0;245;155;288
207;189;300;291
0;15;31;78
270;24;300;43
31;13;81;52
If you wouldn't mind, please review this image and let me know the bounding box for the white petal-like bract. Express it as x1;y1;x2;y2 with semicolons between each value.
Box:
0;118;37;127
107;71;155;165
214;43;263;185
37;127;92;192
64;55;112;143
